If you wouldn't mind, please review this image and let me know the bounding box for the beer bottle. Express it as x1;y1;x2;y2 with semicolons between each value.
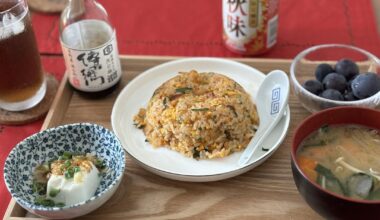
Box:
60;0;122;98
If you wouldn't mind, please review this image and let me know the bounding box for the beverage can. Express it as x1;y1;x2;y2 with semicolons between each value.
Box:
222;0;279;55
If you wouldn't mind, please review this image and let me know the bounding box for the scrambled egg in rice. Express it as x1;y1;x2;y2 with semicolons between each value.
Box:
133;70;259;159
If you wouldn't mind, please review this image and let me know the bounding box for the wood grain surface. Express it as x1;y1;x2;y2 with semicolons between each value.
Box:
5;56;322;220
0;74;58;125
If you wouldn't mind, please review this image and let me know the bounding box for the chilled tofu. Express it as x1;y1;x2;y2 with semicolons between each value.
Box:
46;162;100;206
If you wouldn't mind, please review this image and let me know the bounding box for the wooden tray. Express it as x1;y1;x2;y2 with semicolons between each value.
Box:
4;56;321;220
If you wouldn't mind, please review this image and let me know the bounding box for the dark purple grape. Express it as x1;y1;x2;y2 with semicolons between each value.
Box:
320;89;344;101
346;75;357;92
335;59;359;80
303;80;323;95
351;72;380;99
322;73;347;93
344;91;357;101
315;63;334;82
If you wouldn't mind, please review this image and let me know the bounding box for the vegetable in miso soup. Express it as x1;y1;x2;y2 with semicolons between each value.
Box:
297;124;380;200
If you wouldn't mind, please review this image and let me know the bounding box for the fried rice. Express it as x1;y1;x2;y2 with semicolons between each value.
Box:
133;70;259;159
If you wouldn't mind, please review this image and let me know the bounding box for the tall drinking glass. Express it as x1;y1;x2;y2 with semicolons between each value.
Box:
0;0;46;111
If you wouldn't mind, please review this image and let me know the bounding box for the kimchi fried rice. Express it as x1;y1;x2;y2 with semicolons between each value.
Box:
133;70;259;159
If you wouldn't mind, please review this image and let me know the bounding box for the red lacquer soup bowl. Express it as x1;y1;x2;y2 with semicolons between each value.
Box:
291;106;380;220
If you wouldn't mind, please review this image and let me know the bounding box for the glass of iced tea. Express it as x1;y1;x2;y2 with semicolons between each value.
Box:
0;0;45;111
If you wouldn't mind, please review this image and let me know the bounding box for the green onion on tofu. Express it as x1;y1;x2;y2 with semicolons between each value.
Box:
32;181;46;195
49;188;60;198
59;151;73;160
64;167;75;179
73;166;81;173
35;197;56;207
94;159;106;170
56;202;66;207
64;160;71;168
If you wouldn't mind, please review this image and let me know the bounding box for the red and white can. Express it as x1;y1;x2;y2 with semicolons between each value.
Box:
222;0;279;55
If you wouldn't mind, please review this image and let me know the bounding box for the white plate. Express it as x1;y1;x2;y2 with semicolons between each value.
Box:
111;58;290;182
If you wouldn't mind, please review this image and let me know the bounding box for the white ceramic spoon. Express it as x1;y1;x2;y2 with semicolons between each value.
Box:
238;70;290;166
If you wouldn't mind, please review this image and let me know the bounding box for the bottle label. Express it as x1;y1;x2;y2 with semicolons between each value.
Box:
61;32;122;92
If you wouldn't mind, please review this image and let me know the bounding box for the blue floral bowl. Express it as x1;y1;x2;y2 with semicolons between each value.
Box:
3;123;126;219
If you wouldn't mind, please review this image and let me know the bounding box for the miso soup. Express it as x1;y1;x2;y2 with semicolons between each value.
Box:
297;124;380;200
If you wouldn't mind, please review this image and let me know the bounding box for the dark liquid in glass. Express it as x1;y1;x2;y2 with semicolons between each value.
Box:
0;2;43;102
